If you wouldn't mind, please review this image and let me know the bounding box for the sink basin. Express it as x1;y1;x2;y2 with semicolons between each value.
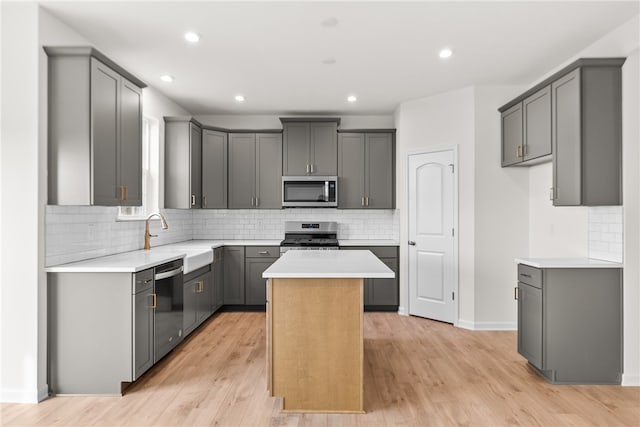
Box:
151;246;213;274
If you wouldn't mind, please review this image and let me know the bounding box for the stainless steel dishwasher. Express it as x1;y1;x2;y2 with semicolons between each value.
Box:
153;259;184;362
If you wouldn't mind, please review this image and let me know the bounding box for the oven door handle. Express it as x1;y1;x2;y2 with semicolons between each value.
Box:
155;266;183;280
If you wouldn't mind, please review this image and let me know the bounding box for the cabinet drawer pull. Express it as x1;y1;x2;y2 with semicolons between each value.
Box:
144;278;152;284
520;273;532;278
150;293;157;309
258;251;269;255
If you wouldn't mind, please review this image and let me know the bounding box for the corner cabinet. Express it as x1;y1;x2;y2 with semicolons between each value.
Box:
228;133;282;209
46;47;146;206
164;117;203;209
516;264;622;384
281;118;339;176
338;131;395;209
499;58;624;206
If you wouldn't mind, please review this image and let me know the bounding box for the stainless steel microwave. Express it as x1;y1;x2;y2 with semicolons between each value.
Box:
282;176;338;207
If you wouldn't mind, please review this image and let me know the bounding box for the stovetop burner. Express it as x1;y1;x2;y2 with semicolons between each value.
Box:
280;221;339;248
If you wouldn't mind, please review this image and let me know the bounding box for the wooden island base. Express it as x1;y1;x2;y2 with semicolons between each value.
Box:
267;278;364;413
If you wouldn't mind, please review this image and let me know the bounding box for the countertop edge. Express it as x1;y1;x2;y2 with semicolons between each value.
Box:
515;257;624;269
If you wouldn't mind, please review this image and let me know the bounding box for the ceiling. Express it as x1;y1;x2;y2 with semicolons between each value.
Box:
41;1;639;115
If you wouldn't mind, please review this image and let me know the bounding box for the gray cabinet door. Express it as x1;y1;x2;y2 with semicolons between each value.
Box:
283;122;310;175
133;285;154;380
119;78;143;206
183;277;199;336
91;59;120;205
245;257;277;305
310;122;338;175
197;271;213;324
552;69;581;206
256;133;282;209
213;249;224;311
202;130;228;208
523;85;552;162
501;103;523;167
517;282;543;370
365;133;394;209
223;246;245;304
190;123;202;209
370;257;399;306
338;133;365;208
228;133;256;209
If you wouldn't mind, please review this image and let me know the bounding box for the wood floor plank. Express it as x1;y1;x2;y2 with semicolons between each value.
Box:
1;312;638;426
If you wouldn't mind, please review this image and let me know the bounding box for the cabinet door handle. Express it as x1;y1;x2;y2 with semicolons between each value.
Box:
256;197;259;207
124;185;128;201
361;197;365;207
310;164;314;173
150;293;157;309
514;287;519;300
191;195;196;206
144;278;152;284
366;197;369;206
197;280;204;293
119;185;125;201
408;241;416;246
203;196;207;208
306;164;310;174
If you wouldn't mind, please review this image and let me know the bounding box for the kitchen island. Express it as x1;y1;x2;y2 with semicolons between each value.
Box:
262;250;394;413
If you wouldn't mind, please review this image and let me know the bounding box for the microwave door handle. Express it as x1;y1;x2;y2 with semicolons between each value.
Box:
324;181;329;201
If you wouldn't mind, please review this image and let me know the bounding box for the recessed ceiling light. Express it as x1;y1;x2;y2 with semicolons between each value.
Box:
235;95;245;102
160;75;174;83
322;57;337;65
184;32;200;43
347;95;357;103
439;48;453;59
321;17;339;28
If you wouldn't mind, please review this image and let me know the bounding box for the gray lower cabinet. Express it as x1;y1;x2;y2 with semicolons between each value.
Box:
338;132;395;209
516;264;622;384
202;129;228;208
212;247;224;310
228;133;282;209
340;246;399;310
223;246;245;304
551;64;623;206
164;117;203;209
45;47;145;206
133;269;154;380
245;247;279;306
183;265;213;336
282;119;339;176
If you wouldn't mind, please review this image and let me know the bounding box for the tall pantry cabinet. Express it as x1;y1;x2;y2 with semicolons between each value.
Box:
45;47;146;206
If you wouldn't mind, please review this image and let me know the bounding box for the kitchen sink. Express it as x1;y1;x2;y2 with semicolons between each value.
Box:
151;246;213;274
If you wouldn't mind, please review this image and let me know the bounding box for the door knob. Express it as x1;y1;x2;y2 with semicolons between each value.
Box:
408;241;416;246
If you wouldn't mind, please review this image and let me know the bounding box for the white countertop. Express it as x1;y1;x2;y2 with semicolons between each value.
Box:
516;258;624;269
338;239;399;246
263;250;395;279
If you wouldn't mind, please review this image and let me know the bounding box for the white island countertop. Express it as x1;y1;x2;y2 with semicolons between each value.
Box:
516;258;624;269
263;250;395;279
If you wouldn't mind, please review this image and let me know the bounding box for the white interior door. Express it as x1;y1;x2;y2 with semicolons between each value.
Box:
408;149;456;323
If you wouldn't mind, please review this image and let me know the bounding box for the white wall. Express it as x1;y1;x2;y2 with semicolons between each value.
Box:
0;1;44;403
195;114;394;130
473;86;529;328
393;87;476;321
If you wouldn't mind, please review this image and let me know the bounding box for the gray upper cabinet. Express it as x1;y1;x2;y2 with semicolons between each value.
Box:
338;132;395;209
229;133;282;209
46;47;145;206
500;103;523;167
500;58;624;206
164;118;202;209
500;86;551;167
282;119;339;175
202;129;228;208
552;63;623;206
523;86;552;162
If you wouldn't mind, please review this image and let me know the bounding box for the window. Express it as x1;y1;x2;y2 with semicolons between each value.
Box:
118;116;160;220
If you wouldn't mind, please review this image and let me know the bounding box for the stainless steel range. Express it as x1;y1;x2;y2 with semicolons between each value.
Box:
280;221;339;255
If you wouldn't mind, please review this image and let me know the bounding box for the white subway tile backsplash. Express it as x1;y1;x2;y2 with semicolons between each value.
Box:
47;206;400;266
588;206;623;263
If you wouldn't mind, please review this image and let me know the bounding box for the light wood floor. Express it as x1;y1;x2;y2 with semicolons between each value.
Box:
2;312;639;426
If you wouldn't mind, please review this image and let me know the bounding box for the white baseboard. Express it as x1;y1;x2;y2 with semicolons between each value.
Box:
622;374;640;386
397;306;408;316
1;384;48;403
457;320;517;331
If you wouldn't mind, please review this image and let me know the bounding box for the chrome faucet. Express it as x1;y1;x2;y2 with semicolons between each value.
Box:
144;212;169;250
